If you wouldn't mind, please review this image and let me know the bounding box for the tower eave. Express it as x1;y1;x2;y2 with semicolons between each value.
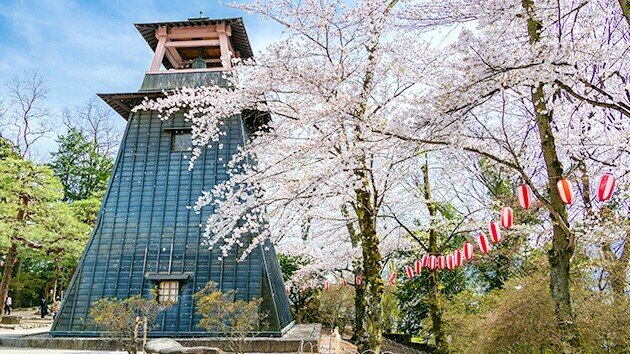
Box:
135;17;253;70
97;91;165;120
97;92;271;130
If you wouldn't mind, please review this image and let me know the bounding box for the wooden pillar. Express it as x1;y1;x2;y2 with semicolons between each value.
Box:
217;23;232;69
150;27;168;71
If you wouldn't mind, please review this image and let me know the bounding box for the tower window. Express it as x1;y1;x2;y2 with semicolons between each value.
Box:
170;130;192;152
158;280;179;303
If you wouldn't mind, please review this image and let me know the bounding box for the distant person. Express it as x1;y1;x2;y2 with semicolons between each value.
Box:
39;297;48;319
52;297;61;319
4;294;12;315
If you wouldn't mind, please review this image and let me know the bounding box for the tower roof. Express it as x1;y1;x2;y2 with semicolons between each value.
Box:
135;17;254;70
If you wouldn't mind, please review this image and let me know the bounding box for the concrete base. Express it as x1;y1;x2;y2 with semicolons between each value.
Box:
0;324;321;353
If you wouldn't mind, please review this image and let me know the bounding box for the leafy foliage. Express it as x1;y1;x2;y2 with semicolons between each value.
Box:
0;139;92;307
318;285;355;334
194;281;266;354
443;267;630;353
397;261;466;337
50;128;113;201
89;293;171;354
278;254;320;323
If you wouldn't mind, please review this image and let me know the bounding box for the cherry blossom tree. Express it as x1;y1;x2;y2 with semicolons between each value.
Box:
135;0;430;351
135;0;628;352
383;0;630;350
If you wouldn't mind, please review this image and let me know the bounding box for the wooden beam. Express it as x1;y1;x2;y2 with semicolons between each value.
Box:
218;33;232;69
180;58;222;64
164;49;181;69
145;67;226;74
150;27;168;71
165;39;220;48
167;25;230;39
155;26;167;39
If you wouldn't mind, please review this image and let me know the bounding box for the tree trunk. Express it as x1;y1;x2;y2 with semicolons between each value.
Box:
531;84;585;350
521;1;585;350
342;204;366;343
353;276;367;342
422;162;447;353
0;195;28;320
619;0;630;26
12;259;23;308
0;243;18;320
355;185;383;353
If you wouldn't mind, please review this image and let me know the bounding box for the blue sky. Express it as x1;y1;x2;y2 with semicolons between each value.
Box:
0;0;282;158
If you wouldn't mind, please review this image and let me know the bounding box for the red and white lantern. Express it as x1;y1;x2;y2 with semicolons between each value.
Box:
437;256;446;270
517;184;532;209
355;275;362;286
388;272;397;286
454;249;463;267
446;254;454;270
429;255;437;270
285;284;291;294
500;206;513;229
463;243;474;260
422;254;430;268
405;265;415;279
414;259;422;275
477;233;490;254
556;178;574;205
598;173;616;202
323;280;330;290
342;278;348;287
489;220;502;243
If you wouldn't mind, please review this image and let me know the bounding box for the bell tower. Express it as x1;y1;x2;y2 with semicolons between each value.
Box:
51;17;293;337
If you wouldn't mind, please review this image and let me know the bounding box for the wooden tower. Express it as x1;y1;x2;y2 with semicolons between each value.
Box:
51;17;293;337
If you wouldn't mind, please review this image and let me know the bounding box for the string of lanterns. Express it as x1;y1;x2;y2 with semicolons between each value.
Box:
317;173;617;289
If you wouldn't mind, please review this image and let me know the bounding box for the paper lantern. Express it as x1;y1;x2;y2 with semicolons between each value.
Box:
405;265;415;279
446;254;454;270
414;259;422;275
437;256;446;270
388;272;397;285
477;233;490;254
429;255;437;270
500;206;513;229
422;254;430;268
598;173;616;202
342;278;348;287
323;281;330;290
454;249;463;267
300;285;309;293
285;285;290;294
355;275;362;286
489;220;502;243
517;184;532;209
556;178;574;205
463;243;474;260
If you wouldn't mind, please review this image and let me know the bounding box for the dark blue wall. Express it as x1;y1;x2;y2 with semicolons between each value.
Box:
51;109;292;337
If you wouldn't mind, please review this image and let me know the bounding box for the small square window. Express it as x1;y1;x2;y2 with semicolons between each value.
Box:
170;130;192;152
158;280;179;303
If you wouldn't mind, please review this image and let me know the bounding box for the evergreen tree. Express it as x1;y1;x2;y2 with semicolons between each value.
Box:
50;129;113;201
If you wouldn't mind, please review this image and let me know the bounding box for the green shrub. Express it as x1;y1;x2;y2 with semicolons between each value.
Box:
443;273;630;353
89;293;171;354
194;281;266;354
318;284;355;334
